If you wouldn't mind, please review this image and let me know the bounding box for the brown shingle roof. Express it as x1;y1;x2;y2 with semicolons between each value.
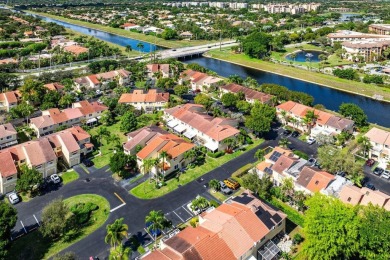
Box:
0;123;16;139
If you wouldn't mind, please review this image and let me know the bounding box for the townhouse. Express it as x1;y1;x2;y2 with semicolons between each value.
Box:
179;69;223;91
369;24;390;35
364;127;390;164
0;123;18;149
0;90;22;112
44;82;65;92
219;83;274;105
142;192;287;260
339;185;390;210
164;104;240;152
276;101;354;136
123;126;168;155
30;100;108;137
295;166;335;194
146;64;171;78
341;40;390;61
0;126;93;195
327;30;390;45
63;45;89;56
118;89;170;112
74;69;131;90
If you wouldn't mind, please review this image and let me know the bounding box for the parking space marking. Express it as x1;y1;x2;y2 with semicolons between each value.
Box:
173;210;185;222
114;192;126;204
110;203;126;212
181;205;193;216
33;214;40;226
20;221;27;234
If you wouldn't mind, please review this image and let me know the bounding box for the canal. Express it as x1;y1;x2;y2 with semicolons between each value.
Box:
34;14;390;127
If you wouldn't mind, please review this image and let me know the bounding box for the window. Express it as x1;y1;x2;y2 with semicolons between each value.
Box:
7;136;11;139
6;176;13;181
174;165;178;169
36;164;42;169
347;197;351;202
315;180;319;185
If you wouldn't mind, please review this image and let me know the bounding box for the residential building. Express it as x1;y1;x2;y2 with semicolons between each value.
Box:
327;30;390;45
0;123;18;149
44;82;65;92
141;192;286;260
295;166;335;194
164;104;240;152
219;83;274;105
123;126;168;155
339;184;390;210
369;24;390;35
276;101;354;136
30;100;108;137
63;45;89;55
0;126;93;195
136;132;195;177
146;64;171;78
179;69;223;91
341;40;390;61
120;23;141;30
118;89;169;112
259;3;320;14
179;31;193;39
0;90;22;112
364;127;390;164
74;69;131;90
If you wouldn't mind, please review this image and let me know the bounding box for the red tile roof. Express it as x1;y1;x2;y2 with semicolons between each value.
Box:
119;89;170;104
0;152;17;178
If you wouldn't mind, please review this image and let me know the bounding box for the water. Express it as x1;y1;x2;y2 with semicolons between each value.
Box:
339;13;361;22
286;50;324;63
32;14;390;127
34;15;163;53
184;57;390;127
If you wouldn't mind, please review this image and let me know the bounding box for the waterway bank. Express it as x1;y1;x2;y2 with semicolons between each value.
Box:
204;48;390;103
26;11;223;49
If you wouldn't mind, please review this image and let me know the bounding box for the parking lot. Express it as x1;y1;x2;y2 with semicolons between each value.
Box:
165;201;195;227
11;210;42;240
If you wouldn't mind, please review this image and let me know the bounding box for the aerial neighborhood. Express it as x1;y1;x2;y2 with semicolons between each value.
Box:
0;1;389;260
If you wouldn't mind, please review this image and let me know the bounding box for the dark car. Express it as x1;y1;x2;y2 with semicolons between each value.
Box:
282;129;291;136
336;171;346;177
365;159;375;167
364;182;376;190
83;159;94;167
291;131;299;138
373;167;384;176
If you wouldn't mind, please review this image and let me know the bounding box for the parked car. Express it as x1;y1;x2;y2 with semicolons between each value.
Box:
83;159;94;167
360;177;369;186
364;182;376;190
365;159;375;167
308;158;316;166
50;174;61;184
282;129;291;136
8;192;19;205
219;181;232;194
291;131;300;138
373;167;384;176
307;137;316;145
381;170;390;180
336;171;346;177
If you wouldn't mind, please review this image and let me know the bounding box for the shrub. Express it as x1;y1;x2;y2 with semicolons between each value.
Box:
189;216;199;228
209;200;220;208
70;202;98;225
294;150;309;160
232;163;253;179
293;233;304;245
207;151;225;158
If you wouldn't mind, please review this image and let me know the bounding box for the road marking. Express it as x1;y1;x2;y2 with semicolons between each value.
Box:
33;214;40;226
114;192;126;204
182;205;193;216
20;221;27;234
173;211;185;222
110;203;126;212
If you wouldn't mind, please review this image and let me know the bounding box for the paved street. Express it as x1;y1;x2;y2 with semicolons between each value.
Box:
10;127;322;259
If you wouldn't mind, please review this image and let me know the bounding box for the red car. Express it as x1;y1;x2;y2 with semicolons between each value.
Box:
365;159;375;167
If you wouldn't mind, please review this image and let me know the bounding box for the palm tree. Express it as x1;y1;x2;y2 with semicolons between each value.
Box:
223;137;237;152
158;150;169;179
303;110;318;134
280;110;289;125
358;136;372;158
136;42;144;54
109;245;131;260
183;149;196;163
125;45;132;58
279;137;291;148
208;179;220;192
97;126;110;154
105;218;128;250
145;210;167;247
191;196;209;211
254;149;265;161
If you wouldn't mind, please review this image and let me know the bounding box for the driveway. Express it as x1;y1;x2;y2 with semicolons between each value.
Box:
363;165;390;195
10;127;318;259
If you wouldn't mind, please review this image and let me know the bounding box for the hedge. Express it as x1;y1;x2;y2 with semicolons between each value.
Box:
270;197;305;227
294;150;309;160
207;151;225;158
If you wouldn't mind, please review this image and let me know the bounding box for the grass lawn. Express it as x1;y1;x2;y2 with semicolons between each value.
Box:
28;11;225;49
60;170;79;185
206;48;390;102
88;121;127;168
130;139;264;199
209;187;245;202
8;194;110;260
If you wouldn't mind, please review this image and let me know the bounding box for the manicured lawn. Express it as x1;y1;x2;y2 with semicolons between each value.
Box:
206;48;390;102
130;139;264;199
28;11;225;49
8;194;110;260
88;121;127;168
61;170;79;185
209;187;245;202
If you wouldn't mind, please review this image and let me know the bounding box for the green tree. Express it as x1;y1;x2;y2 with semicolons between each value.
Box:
0;202;17;259
173;85;189;96
120;111;138;132
302;110;318;134
105;218;128;250
40;198;69;239
15;165;43;194
254;149;265;161
191;196;209;211
10;102;34;124
100;110;115;126
280;177;294;199
161;28;178;40
303;194;360;260
339;103;367;127
242;32;273;59
97;126;110;154
278;137;290;148
357;136;372;158
145;210;169;247
110;152;136;178
19;78;45;104
109;245;131;260
208;179;220;191
41;90;61;110
221;92;238;107
194;93;213;111
183;149;197;163
245;102;275;136
242;173;273;200
236;100;251;114
59;93;75;108
53;252;77;260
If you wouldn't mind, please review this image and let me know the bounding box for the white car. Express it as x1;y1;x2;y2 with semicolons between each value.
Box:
307;137;316;145
50;174;61;184
8;192;19;205
382;170;390;180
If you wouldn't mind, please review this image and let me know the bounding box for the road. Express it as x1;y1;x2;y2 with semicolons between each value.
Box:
11;127;318;259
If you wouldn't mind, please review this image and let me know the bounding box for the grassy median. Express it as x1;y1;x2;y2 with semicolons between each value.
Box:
27;11;224;49
8;194;110;260
206;48;390;102
130;139;263;199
